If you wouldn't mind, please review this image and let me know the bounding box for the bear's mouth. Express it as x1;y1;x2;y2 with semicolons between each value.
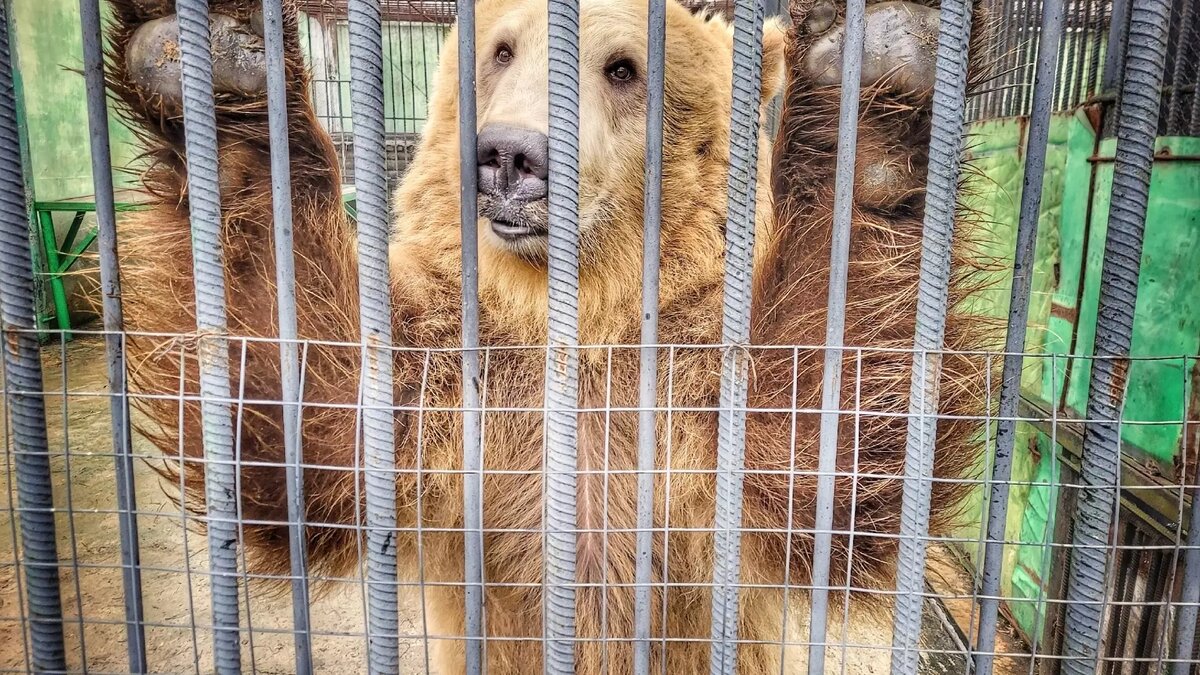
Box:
490;218;547;241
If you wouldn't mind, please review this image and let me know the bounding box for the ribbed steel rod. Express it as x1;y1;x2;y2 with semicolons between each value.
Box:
972;1;1064;673
889;0;975;672
1061;1;1172;672
78;0;147;668
175;0;243;669
0;2;66;670
1169;433;1200;675
807;0;865;671
347;0;399;670
261;0;313;670
632;0;666;670
457;0;485;669
1099;0;1130;96
708;0;765;671
543;0;582;667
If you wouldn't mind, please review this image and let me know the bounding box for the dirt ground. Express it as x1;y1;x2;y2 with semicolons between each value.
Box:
0;336;427;674
0;336;1030;674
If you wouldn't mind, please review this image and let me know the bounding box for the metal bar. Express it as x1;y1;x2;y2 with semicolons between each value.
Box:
543;0;582;665
174;0;243;669
1167;0;1198;134
78;0;148;668
633;0;666;669
456;0;485;668
347;0;399;669
262;0;313;670
1099;0;1130;95
1170;390;1200;675
806;0;865;671
0;0;66;669
707;0;765;669
888;0;976;671
972;1;1064;673
1060;1;1172;672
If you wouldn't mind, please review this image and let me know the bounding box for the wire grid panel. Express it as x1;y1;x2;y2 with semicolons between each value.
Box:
1;339;1198;673
0;0;1199;673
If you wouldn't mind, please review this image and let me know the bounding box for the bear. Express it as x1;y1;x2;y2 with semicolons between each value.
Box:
104;0;996;671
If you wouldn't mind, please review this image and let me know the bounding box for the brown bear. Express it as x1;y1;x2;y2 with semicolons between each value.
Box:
105;0;995;671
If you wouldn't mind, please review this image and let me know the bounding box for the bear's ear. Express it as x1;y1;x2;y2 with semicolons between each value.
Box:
761;17;787;104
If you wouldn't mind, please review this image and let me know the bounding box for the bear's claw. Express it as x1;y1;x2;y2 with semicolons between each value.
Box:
802;1;940;98
125;12;267;109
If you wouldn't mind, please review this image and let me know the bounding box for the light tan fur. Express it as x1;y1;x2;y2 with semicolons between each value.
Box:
103;0;997;671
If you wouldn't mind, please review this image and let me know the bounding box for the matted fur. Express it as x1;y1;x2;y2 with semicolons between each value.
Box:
103;0;1000;671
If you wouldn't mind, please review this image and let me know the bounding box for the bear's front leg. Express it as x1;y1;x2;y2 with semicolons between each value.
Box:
107;0;409;586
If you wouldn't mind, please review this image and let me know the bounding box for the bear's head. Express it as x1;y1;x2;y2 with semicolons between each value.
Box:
394;0;786;334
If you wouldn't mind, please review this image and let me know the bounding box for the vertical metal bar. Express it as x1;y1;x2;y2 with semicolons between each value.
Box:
0;0;66;669
347;0;398;670
174;0;243;669
457;0;485;668
1099;0;1130;95
972;1;1064;673
78;0;148;669
1060;1;1172;672
633;0;666;669
806;0;865;671
262;0;313;670
708;0;765;670
543;0;581;666
1167;0;1197;135
888;0;976;671
1170;384;1200;675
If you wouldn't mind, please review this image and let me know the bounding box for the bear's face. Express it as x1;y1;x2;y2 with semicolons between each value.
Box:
464;0;786;265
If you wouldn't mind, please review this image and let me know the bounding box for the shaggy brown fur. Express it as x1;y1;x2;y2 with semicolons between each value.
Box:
104;0;998;671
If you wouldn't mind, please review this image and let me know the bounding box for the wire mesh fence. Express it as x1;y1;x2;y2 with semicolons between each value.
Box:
0;0;1197;674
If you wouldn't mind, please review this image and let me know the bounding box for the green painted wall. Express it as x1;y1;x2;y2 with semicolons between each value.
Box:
14;0;139;200
957;111;1200;642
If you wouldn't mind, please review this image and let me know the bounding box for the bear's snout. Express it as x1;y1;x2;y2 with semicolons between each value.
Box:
477;124;549;204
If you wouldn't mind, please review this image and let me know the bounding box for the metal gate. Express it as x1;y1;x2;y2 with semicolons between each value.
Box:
0;0;1197;672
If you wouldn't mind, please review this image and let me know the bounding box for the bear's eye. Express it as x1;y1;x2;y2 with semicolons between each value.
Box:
605;59;636;84
495;44;514;65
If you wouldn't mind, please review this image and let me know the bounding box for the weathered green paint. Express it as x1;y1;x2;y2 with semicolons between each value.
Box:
1063;134;1200;470
957;111;1200;642
13;0;139;200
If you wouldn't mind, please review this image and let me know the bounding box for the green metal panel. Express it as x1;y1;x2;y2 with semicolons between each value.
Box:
958;111;1200;642
1063;135;1200;472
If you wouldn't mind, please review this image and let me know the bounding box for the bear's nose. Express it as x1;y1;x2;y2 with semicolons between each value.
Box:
477;124;549;202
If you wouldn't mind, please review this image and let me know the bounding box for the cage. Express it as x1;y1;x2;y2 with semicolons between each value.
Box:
0;0;1197;673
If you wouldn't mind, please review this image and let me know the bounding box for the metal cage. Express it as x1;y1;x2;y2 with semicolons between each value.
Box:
0;0;1197;673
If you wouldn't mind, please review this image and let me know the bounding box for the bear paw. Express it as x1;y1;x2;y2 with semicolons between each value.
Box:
801;0;940;98
125;10;267;110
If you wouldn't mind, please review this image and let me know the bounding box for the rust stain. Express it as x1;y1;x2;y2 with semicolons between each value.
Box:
1049;301;1078;323
1083;102;1103;133
1109;357;1131;403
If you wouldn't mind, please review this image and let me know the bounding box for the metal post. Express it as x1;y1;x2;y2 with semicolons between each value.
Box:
347;0;399;670
807;0;865;671
708;0;765;670
888;0;976;672
457;0;485;669
0;0;66;670
175;0;243;668
261;0;313;670
633;0;666;670
972;1;1064;673
543;0;582;667
1060;1;1172;673
78;0;148;668
1170;420;1200;675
